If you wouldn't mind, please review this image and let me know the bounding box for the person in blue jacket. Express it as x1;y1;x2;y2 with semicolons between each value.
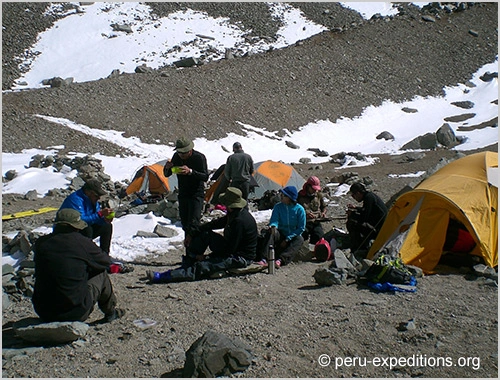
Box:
59;178;114;254
261;185;306;267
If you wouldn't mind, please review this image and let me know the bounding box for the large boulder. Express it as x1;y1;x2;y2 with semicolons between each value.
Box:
183;330;253;377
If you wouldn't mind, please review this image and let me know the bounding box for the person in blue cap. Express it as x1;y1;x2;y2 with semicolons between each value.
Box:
259;185;306;267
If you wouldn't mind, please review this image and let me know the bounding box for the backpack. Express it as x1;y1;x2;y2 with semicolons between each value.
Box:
257;190;280;211
364;255;413;285
364;263;412;284
314;238;332;262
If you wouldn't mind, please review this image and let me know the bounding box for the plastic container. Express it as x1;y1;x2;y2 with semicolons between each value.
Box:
133;318;157;330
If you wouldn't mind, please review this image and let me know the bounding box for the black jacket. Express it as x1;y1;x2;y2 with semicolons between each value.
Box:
198;207;258;261
355;192;388;231
164;149;209;197
32;228;111;322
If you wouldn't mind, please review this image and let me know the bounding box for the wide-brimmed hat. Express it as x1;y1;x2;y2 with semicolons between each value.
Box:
175;137;194;153
83;178;106;196
306;176;321;191
280;186;298;202
218;187;247;209
54;208;88;230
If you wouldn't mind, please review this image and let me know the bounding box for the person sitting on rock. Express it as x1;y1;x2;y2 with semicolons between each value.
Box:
259;185;306;267
346;182;388;253
59;178;114;254
32;209;124;323
147;187;258;283
297;176;327;244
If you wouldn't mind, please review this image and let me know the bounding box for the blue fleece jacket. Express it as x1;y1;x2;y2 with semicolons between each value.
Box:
268;202;306;241
59;188;105;226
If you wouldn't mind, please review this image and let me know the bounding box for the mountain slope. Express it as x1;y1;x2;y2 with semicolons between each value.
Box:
2;2;498;156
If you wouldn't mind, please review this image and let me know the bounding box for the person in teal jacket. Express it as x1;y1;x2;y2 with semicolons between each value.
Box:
263;185;306;266
59;178;114;254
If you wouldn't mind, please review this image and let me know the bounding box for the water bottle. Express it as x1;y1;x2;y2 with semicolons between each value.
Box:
268;245;275;275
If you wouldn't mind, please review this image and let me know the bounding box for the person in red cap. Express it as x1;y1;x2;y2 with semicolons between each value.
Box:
297;176;327;244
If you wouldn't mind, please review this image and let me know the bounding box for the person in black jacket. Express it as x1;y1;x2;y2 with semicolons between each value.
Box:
32;209;124;323
346;182;388;253
163;137;209;247
147;187;258;283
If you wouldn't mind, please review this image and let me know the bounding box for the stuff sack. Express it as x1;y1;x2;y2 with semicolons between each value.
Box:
314;238;332;262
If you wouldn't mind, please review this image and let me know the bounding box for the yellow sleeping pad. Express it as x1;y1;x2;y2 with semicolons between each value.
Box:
2;207;59;221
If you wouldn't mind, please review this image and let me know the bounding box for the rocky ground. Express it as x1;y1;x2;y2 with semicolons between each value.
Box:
2;2;499;378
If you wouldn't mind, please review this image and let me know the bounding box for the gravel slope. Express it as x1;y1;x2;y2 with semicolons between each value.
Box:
1;3;498;379
2;2;498;155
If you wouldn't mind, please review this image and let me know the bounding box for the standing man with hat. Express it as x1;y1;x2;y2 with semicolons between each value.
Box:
147;187;258;283
259;185;306;267
164;137;209;253
59;178;114;254
32;209;124;323
224;142;254;201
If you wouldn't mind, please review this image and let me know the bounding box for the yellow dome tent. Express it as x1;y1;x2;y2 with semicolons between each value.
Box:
367;151;498;273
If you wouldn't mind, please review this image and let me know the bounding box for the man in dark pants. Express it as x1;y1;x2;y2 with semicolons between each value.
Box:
163;137;209;248
32;209;124;323
147;187;258;283
346;182;388;253
224;142;254;200
59;178;114;254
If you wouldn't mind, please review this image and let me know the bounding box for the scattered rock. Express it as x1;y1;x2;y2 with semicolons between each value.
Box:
313;267;348;286
451;100;474;109
400;132;437;150
436;123;460;148
183;330;254;377
13;318;89;344
111;23;133;33
376;131;395;141
153;224;178;238
173;57;200;68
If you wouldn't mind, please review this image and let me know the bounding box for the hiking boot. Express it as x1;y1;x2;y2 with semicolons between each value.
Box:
104;308;125;323
146;270;158;283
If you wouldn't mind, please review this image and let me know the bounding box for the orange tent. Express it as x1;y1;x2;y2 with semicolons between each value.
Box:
126;160;178;195
252;160;305;199
204;160;305;203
